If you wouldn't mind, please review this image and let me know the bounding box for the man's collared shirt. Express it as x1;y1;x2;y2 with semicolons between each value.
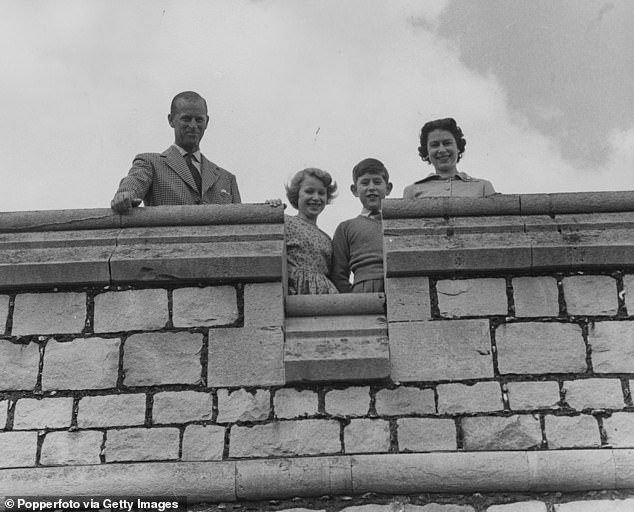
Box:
403;171;496;199
174;144;202;173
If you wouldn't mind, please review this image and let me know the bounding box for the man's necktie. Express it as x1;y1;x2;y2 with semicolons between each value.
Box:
184;153;202;193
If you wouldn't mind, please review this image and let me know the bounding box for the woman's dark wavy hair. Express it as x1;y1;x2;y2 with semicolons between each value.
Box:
285;168;338;209
418;117;467;164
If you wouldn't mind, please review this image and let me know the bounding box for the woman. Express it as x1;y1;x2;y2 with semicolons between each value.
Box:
284;168;339;295
403;118;496;199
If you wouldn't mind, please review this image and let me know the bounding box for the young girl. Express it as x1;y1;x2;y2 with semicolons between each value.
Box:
284;168;339;295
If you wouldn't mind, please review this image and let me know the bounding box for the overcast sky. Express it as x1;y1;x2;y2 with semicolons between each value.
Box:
2;0;633;235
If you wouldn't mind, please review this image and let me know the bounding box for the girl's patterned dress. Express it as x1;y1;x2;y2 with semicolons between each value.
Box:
285;215;338;295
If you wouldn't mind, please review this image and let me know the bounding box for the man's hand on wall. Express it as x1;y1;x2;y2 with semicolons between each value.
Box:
111;191;142;213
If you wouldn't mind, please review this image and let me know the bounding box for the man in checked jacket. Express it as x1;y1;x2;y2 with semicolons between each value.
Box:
110;91;241;213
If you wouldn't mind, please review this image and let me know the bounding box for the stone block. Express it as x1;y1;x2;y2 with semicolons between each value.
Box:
437;278;507;317
123;332;202;386
555;500;634;512
390;320;493;382
0;400;6;429
588;321;634;373
153;391;213;424
40;431;103;465
614;448;634;489
527;449;615;491
624;274;634;314
545;415;600;448
512;277;559;317
42;337;120;390
274;389;318;419
208;327;284;387
13;397;73;429
0;341;40;390
462;415;542;450
344;419;390;453
243;282;283;328
172;286;238;327
563;378;624;410
437;382;503;414
496;323;586;374
604;412;634;447
375;387;435;416
506;381;560;410
12;292;86;335
181;424;225;461
78;394;146;428
563;275;618;316
229;419;340;457
325;387;370;417
0;431;38;468
0;294;8;329
397;418;457;452
488;502;546;512
285;335;389;383
94;289;168;333
217;389;270;423
106;428;180;462
285;315;387;338
386;277;431;322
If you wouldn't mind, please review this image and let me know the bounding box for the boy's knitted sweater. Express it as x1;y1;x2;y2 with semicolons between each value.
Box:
331;215;384;293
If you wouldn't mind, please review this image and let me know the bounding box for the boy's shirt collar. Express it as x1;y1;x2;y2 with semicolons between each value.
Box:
360;208;382;219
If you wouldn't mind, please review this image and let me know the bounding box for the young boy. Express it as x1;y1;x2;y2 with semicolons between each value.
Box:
331;158;393;293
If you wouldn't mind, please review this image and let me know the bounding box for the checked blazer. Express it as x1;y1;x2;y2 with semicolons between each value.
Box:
115;145;241;206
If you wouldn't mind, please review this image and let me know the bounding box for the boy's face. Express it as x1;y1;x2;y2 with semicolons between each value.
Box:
351;172;393;212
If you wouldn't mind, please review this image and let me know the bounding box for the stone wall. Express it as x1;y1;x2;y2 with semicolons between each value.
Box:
1;194;634;503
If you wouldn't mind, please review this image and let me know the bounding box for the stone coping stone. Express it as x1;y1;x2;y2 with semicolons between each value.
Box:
286;293;385;317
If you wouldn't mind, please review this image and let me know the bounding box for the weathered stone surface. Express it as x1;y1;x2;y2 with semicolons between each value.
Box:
153;391;213;423
386;277;431;322
0;400;7;428
0;340;40;390
604;412;634;447
512;277;559;317
437;278;507;317
244;282;284;328
236;456;352;500
462;415;542;450
286;293;384;317
563;275;618;316
624;274;634;314
437;382;503;414
390;320;493;382
506;381;560;410
545;415;600;448
488;502;546;512
0;294;8;328
344;419;390;453
42;337;119;390
274;389;318;419
375;387;435;416
527;449;615;491
563;378;624;410
106;428;179;462
40;431;103;465
13;397;73;429
285;335;389;383
94;289;168;333
496;323;586;374
614;448;634;489
172;286;238;327
285;315;387;338
588;321;634;373
0;431;38;468
12;292;86;335
217;389;270;423
181;424;225;461
325;387;370;417
555;500;634;512
229;420;341;457
397;418;457;452
78;394;146;428
208;327;284;387
123;332;202;386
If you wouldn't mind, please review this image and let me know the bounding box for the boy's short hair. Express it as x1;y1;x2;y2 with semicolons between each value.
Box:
352;158;390;183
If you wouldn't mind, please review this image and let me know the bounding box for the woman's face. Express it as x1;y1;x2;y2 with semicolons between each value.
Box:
426;129;459;175
297;175;327;223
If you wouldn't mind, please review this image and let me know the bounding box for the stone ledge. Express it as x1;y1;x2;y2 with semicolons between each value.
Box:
1;450;632;503
285;293;385;317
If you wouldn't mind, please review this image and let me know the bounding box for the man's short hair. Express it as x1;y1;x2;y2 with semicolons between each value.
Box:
352;158;390;183
170;91;208;116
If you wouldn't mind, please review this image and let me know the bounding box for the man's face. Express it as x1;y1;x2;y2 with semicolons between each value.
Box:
168;99;209;152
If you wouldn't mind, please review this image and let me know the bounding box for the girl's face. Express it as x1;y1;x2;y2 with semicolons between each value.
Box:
427;129;459;175
297;175;327;223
